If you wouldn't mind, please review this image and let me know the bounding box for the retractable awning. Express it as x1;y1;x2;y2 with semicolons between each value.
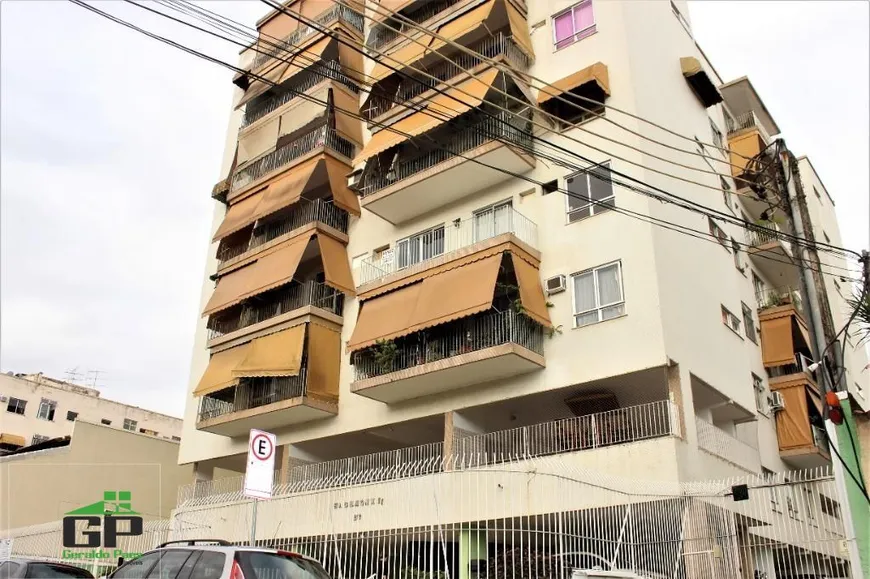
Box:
0;433;25;447
212;190;267;242
233;324;306;378
510;253;551;326
193;342;252;397
371;0;416;23
680;56;723;108
307;322;342;401
538;62;610;104
353;67;501;164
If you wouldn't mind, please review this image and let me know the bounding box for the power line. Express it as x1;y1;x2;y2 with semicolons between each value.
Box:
76;0;860;283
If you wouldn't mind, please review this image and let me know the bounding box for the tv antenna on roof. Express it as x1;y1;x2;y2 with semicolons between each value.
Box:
86;369;106;388
64;367;84;384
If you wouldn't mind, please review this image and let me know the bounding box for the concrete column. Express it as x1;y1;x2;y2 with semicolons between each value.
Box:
445;411;485;469
281;444;319;485
666;362;686;440
458;528;488;579
192;461;214;499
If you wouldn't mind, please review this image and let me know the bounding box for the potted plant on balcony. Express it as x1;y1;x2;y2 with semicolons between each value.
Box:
372;339;398;374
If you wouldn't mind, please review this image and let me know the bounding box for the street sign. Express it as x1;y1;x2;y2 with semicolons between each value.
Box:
244;429;276;500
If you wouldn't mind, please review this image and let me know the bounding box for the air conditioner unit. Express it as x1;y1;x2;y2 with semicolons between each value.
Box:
768;391;785;412
545;274;566;295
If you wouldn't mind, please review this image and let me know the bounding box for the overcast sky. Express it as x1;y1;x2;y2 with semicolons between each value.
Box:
1;1;867;418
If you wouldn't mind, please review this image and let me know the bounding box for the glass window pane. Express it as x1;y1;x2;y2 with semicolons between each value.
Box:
553;12;574;42
113;553;163;579
568;206;590;222
589;164;613;202
566;173;590;211
600;303;625;320
596;264;622;305
575;311;599;327
147;551;192;579
189;553;226;579
574;1;595;31
573;272;597;313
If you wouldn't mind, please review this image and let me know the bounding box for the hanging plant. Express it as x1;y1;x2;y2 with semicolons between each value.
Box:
371;339;398;373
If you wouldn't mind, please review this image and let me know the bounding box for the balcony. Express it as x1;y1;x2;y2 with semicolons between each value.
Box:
745;223;798;284
367;0;465;52
351;309;544;403
228;125;354;197
770;379;830;469
242;61;358;129
726;111;772;179
358;111;534;224
207;280;343;344
363;33;530;122
249;4;364;73
217;198;349;267
758;286;813;372
197;369;336;436
695;416;761;472
357;206;537;288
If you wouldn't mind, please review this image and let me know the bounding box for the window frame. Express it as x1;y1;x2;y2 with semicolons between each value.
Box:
707;217;729;249
472;199;513;243
571;260;626;328
6;397;27;415
742;302;757;343
565;161;614;223
123;418;138;432
31;434;51;445
395;224;446;270
36;399;57;422
66;411;78;422
552;0;596;50
710;118;723;151
101;418;112;426
752;373;768;416
721;305;741;336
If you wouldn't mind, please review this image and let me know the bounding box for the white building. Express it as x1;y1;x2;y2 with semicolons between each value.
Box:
0;372;182;452
173;0;868;576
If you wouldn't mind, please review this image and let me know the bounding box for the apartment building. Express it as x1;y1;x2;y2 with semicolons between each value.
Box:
0;372;181;453
175;1;868;576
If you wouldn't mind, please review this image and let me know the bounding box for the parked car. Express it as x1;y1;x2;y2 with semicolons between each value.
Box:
0;558;94;579
108;540;333;579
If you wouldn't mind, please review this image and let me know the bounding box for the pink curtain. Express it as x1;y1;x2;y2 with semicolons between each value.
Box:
553;11;574;42
573;0;594;32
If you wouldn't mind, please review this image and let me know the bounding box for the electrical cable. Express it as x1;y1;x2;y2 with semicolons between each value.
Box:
80;0;861;282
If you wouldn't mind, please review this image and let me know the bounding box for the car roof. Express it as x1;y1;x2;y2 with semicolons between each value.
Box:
6;558;92;570
149;545;320;563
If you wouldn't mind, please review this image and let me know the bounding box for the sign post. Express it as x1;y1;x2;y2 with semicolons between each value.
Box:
244;429;276;545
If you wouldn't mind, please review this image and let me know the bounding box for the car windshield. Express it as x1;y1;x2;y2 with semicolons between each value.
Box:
237;553;331;579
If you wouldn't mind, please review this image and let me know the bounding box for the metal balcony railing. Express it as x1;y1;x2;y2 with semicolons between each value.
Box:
367;0;463;51
361;110;532;196
231;125;354;193
746;221;788;248
453;401;680;468
352;309;543;381
726;111;772;143
217;198;349;265
198;369;308;422
357;206;537;285
756;286;805;317
696;416;760;472
242;61;358;129
207;280;344;341
364;33;530;120
812;426;830;454
768;352;817;381
249;4;364;72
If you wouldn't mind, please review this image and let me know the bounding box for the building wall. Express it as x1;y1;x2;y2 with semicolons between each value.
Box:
0;421;193;530
0;373;182;446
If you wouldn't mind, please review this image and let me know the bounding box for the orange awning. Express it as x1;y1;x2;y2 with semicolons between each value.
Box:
537;62;610;104
253;155;323;222
510;254;551;326
354;68;500;164
202;234;312;316
277;36;334;86
212;189;267;242
371;0;416;23
0;433;25;447
236;58;292;110
307;322;341;401
193;342;252;397
348;253;502;351
774;385;813;450
760;314;798;367
332;86;364;145
505;1;534;58
233;324;306;378
317;233;356;295
322;155;360;215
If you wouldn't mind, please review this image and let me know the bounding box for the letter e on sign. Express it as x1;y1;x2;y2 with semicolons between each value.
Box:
244;429;277;499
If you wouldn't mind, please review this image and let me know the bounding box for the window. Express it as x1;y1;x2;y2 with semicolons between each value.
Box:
786;494;799;520
139;428;158;436
171;435;182;442
708;217;728;248
742;302;756;343
823;231;831;244
36;399;57;421
720;176;732;209
752;271;765;302
820;494;840;519
31;434;50;445
731;238;743;272
123;418;138;431
803;488;817;524
670;0;692;35
101;418;112;425
113;552;163;579
710;119;723;150
66;411;78;422
542;180;558;195
21;564;93;578
189;552;227;579
721;305;741;335
237;551;332;579
813;186;822;201
146;550;193;579
396;225;445;269
572;261;625;327
753;373;767;415
473;200;513;242
552;0;595;50
763;468;781;513
6;397;26;415
566;162;614;222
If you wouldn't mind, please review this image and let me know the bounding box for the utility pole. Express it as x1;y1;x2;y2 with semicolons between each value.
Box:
777;143;865;578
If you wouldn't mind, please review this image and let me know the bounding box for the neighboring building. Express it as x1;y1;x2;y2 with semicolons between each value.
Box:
0;420;192;529
174;1;868;576
0;372;182;453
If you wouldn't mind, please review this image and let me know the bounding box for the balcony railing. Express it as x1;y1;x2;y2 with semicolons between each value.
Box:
726;111;772;143
746;221;789;249
364;33;530;120
696;417;759;472
198;369;308;422
217;198;349;265
453;400;680;468
361;110;532;196
352;309;543;381
757;286;805;317
242;60;358;129
357;207;537;285
812;426;830;454
367;0;463;51
207;280;344;341
249;4;364;72
231;125;354;193
768;352;817;381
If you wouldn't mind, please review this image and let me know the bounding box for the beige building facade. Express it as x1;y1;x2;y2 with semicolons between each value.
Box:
0;372;182;452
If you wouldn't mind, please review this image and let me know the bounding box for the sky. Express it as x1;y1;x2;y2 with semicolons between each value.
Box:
1;1;867;418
